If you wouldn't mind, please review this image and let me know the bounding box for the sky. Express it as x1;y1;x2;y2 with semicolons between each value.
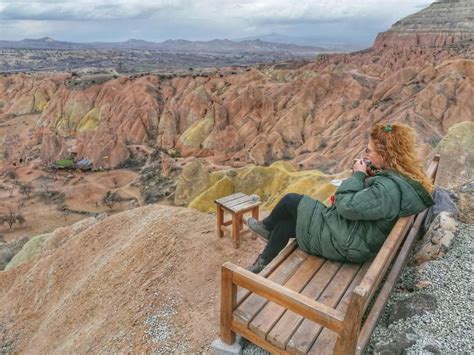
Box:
0;0;434;47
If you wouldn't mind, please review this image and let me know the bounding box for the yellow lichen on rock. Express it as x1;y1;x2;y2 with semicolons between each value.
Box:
234;164;290;198
269;160;297;173
265;174;335;209
77;107;100;131
174;159;211;206
178;158;351;213
189;176;235;212
34;90;49;113
180;113;214;148
54;101;91;131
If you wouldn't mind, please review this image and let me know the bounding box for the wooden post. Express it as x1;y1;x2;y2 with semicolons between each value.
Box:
334;286;366;354
216;204;224;238
221;265;237;344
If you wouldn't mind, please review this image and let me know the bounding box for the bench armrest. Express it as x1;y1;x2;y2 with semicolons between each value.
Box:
222;261;345;334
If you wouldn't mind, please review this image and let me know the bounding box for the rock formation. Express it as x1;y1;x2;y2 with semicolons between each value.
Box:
175;160;349;213
1;52;472;172
374;0;474;49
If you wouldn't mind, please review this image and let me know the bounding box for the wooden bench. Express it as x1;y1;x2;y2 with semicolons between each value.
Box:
215;192;262;248
219;155;440;354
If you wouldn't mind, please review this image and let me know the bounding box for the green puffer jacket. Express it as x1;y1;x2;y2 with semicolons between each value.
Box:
295;170;434;263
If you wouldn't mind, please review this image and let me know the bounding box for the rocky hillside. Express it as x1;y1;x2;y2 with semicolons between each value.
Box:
374;0;474;49
1;47;473;174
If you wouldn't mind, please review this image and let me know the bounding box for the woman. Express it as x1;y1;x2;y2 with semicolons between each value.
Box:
247;123;434;273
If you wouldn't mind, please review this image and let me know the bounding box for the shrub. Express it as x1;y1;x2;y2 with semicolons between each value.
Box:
101;191;122;209
168;148;181;158
117;157;145;171
4;169;17;180
36;189;65;205
19;182;33;198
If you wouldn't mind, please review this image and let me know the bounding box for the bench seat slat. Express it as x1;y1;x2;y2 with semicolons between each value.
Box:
233;249;309;326
308;262;371;354
265;260;342;349
287;262;362;354
249;255;326;338
236;240;298;305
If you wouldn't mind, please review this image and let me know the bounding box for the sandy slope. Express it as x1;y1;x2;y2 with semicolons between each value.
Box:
0;204;263;353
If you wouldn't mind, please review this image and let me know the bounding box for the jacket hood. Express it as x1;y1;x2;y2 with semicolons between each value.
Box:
377;170;434;217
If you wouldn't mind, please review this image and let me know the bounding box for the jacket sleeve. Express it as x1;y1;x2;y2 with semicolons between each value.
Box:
335;171;398;221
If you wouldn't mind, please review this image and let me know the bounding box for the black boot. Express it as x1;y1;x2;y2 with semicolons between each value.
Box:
247;254;269;274
247;217;271;242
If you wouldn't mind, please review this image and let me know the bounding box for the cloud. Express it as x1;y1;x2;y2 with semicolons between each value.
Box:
0;0;434;43
0;0;186;21
0;0;432;23
169;1;431;23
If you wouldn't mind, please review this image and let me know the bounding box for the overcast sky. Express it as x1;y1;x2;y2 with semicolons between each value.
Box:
0;0;433;46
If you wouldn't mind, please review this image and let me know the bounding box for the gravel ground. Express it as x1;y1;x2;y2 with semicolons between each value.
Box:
241;222;473;354
368;222;473;354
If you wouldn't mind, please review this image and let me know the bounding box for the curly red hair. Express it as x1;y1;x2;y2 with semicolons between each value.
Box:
370;123;433;193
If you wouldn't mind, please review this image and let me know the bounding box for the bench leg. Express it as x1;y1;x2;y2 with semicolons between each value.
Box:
334;289;365;354
217;205;224;238
220;266;237;344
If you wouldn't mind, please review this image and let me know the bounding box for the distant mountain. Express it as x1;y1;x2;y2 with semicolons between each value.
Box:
0;37;329;55
0;37;89;49
235;33;364;51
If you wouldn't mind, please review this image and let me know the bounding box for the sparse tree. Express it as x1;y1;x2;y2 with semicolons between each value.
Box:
0;206;25;230
101;191;121;210
19;182;33;198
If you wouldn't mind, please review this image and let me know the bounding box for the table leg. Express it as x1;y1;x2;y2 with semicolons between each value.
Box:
216;204;224;238
252;206;260;220
232;213;240;248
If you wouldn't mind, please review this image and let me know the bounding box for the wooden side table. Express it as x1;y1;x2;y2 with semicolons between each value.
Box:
215;192;261;248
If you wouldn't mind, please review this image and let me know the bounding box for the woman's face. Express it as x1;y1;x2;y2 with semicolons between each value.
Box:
365;139;385;169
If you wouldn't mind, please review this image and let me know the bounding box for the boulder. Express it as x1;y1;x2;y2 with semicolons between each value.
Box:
456;181;474;224
434;122;474;189
423;186;458;232
414;212;458;265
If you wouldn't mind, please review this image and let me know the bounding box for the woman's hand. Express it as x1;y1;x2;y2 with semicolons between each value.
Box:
352;159;368;174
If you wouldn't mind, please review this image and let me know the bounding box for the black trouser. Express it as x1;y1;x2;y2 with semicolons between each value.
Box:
261;193;303;261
